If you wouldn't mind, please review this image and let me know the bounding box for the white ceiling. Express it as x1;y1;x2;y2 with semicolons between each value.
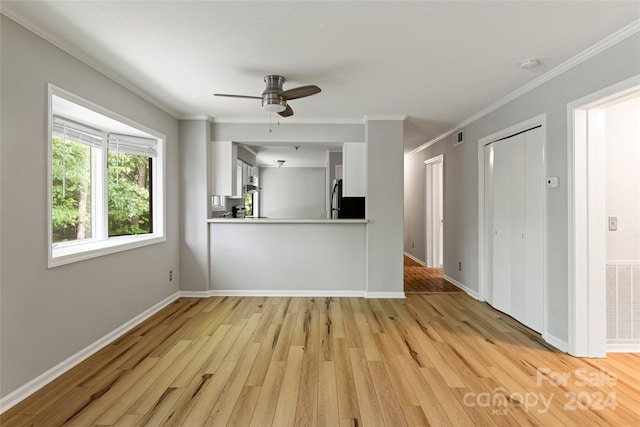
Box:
245;144;339;168
3;1;639;152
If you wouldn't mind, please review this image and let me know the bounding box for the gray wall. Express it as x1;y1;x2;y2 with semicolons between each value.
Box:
404;33;640;343
367;119;405;294
0;16;180;397
179;120;210;292
259;167;327;219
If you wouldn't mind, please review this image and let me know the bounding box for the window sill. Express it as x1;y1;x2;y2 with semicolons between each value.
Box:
49;234;165;268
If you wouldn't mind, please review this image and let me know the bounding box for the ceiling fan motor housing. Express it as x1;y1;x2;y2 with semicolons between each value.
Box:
262;75;287;112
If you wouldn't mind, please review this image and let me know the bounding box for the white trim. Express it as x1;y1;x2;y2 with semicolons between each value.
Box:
403;251;425;266
364;292;406;299
408;20;640;156
209;117;365;125
567;76;640;357
180;115;215;122
0;292;180;414
424;155;444;268
423;155;444;166
543;333;569;353
606;342;640;353
209;290;366;297
443;275;480;300
364;115;407;121
47;84;167;268
180;290;406;299
0;7;181;119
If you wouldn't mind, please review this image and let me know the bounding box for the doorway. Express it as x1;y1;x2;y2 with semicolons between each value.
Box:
568;76;640;357
425;155;444;268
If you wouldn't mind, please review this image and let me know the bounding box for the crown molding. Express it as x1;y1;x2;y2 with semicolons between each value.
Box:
180;115;216;122
209;117;365;125
1;7;182;119
364;115;407;121
408;19;640;156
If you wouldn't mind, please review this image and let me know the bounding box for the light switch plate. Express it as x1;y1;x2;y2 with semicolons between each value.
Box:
546;176;559;188
609;216;618;231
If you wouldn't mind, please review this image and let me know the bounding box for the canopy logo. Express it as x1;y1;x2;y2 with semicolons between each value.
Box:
462;368;618;415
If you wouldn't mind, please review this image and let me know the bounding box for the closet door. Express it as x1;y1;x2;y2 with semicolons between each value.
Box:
483;144;495;305
510;133;527;325
486;127;544;334
492;138;512;315
524;127;544;332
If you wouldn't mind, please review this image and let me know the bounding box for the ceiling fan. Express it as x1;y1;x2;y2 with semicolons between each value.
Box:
214;75;321;117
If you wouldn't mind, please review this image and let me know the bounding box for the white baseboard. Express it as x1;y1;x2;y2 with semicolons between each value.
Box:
179;290;214;298
607;342;640;353
205;290;366;298
403;252;425;266
543;332;569;353
365;292;406;299
0;292;180;414
183;290;404;299
443;275;480;300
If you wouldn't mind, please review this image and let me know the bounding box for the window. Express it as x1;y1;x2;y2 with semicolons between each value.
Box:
48;85;165;267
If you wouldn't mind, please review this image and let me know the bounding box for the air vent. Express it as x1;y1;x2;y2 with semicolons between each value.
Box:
453;130;464;146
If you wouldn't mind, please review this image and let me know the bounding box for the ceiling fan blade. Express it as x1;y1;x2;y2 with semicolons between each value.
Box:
278;104;294;117
280;85;321;100
214;93;262;99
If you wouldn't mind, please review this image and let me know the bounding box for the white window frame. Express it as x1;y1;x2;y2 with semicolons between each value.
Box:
47;84;166;268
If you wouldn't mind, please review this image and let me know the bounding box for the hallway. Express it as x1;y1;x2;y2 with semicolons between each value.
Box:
404;255;463;293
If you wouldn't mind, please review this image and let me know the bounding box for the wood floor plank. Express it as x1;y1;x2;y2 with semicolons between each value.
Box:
245;323;281;387
349;348;385;426
372;332;420;406
226;386;261;427
4;293;639;427
317;360;340;427
354;311;382;361
333;337;361;420
397;354;452;426
368;360;408;426
294;351;319;427
272;346;305;426
176;360;237;426
95;339;192;425
129;336;208;415
248;360;286;426
208;342;261;426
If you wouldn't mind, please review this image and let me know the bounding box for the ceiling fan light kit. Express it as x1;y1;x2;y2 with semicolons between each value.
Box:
215;75;321;117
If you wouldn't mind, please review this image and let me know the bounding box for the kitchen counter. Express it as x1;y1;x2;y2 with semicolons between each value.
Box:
208;219;368;295
207;218;368;224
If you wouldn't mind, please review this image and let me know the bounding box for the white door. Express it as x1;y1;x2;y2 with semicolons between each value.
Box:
425;156;444;268
491;138;512;315
486;127;544;333
483;145;495;305
524;127;544;332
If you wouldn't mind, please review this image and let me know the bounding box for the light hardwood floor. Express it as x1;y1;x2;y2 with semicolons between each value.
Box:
2;294;639;426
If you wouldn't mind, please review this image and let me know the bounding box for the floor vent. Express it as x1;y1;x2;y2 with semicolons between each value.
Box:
607;262;640;349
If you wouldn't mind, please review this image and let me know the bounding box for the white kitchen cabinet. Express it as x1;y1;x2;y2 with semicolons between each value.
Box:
212;141;238;197
343;142;366;196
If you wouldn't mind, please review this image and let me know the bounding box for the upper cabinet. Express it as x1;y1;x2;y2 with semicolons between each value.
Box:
212;140;238;197
343;142;366;196
211;141;257;199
